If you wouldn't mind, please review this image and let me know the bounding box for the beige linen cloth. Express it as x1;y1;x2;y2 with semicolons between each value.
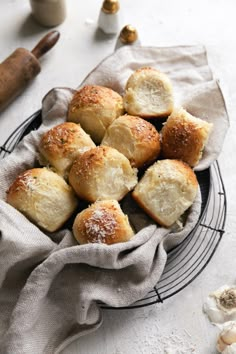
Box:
0;45;229;354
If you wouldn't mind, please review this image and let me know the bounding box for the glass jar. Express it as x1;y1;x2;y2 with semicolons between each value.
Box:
30;0;66;27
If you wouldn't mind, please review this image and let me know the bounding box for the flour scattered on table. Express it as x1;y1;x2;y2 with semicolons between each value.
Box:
134;322;197;354
160;331;196;353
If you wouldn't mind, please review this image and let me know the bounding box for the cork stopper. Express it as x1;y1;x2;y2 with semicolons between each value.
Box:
102;0;120;14
119;25;138;44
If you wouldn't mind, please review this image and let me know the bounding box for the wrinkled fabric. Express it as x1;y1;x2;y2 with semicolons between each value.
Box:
0;45;229;354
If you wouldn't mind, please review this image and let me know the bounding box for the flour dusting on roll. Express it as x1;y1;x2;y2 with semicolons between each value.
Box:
73;200;134;245
69;146;138;202
132;159;198;227
67;85;124;143
123;67;174;118
101;114;161;168
39;122;95;177
6;168;78;232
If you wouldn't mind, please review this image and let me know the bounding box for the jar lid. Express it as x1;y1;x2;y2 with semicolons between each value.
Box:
102;0;120;14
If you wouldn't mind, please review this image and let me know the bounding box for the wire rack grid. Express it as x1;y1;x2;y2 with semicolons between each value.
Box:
0;110;227;309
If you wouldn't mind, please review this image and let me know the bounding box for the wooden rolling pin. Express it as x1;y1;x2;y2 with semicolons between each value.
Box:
0;31;60;112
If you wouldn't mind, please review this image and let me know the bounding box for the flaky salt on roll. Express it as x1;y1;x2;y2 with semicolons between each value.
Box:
123;67;174;118
69;146;138;202
73;200;134;245
6;168;78;232
161;107;213;167
101;115;161;168
39;122;95;177
67;85;124;143
132;159;198;227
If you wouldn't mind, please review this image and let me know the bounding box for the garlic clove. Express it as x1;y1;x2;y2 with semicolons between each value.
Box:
222;343;236;354
217;322;236;353
203;285;236;324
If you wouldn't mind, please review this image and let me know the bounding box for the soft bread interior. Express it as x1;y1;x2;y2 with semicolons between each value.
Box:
123;68;174;117
102;124;135;162
7;169;78;232
132;160;198;227
93;158;137;201
69;147;138;202
125;79;172;115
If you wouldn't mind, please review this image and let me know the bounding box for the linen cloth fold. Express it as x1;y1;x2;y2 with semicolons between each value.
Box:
0;45;229;354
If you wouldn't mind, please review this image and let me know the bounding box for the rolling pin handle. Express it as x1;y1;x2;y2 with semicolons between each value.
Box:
31;31;60;59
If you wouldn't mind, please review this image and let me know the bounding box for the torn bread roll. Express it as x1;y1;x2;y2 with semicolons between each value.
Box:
6;168;78;232
132;159;198;227
123;67;174;118
73;200;134;245
161;107;213;167
101;114;161;168
69;146;138;202
67;85;124;143
39;122;95;177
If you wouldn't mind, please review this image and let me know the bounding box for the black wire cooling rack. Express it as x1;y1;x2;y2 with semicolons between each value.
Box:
0;110;227;309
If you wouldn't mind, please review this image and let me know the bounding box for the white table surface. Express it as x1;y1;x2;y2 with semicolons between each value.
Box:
0;1;236;353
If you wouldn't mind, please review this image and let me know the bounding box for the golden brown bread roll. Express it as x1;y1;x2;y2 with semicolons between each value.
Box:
69;146;138;202
67;85;124;143
123;67;174;118
132;159;198;227
38;122;95;177
161;107;213;167
6;168;78;232
72;200;134;244
101;115;161;168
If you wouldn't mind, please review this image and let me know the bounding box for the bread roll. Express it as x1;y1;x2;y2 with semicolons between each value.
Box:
101;115;161;168
161;107;213;167
73;200;134;244
132;159;198;227
123;67;174;118
39;122;95;177
6;168;78;232
67;85;124;143
69;146;138;202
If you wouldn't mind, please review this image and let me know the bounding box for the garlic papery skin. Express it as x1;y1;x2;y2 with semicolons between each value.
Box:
217;321;236;353
222;343;236;354
203;285;236;324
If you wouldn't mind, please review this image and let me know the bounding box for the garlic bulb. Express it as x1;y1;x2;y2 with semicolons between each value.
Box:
222;343;236;354
217;321;236;353
203;285;236;324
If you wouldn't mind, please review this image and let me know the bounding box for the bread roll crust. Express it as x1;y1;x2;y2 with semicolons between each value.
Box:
39;122;95;176
123;67;174;118
101;115;161;168
161;107;213;167
69;146;138;202
67;85;124;143
6;168;78;232
132;159;198;227
73;200;134;245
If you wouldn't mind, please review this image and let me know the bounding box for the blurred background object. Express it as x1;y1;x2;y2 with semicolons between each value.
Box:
29;0;66;27
98;0;120;34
